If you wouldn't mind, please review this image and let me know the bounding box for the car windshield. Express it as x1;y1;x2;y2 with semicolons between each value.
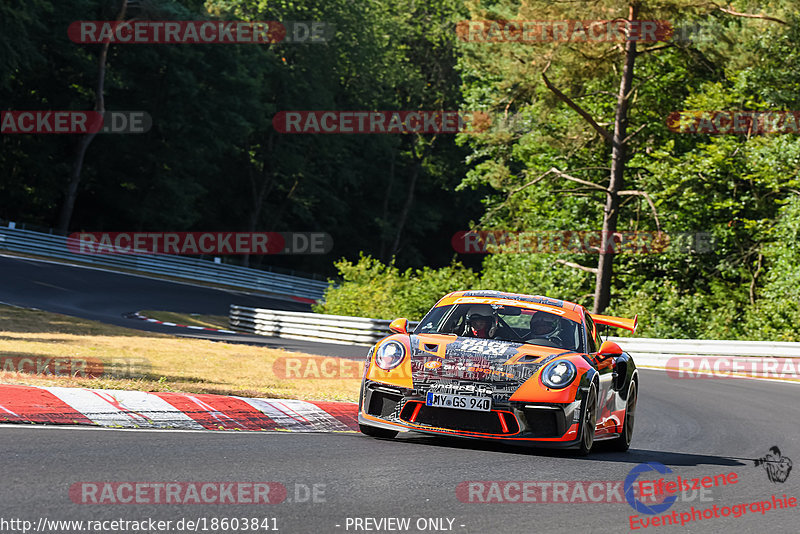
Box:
415;303;583;352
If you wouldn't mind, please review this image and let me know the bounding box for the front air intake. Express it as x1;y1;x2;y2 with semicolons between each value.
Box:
400;401;519;435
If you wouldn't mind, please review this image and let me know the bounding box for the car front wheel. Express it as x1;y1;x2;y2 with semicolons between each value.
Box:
576;384;598;456
610;381;637;452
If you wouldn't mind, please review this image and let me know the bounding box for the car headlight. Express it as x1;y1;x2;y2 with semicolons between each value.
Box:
375;340;406;370
541;360;576;389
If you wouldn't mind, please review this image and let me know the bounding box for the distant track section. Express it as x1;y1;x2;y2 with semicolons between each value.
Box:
0;224;328;301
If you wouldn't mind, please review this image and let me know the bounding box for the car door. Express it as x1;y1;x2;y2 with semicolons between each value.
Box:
585;314;616;435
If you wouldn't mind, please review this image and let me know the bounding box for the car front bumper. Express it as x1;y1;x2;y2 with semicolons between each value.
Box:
359;380;588;447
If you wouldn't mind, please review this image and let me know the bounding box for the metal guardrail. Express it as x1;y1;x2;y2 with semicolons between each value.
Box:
605;337;800;358
229;305;419;345
231;307;800;368
605;337;800;381
0;225;329;301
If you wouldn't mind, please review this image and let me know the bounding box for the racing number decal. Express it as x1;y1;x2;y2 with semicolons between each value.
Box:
459;339;507;355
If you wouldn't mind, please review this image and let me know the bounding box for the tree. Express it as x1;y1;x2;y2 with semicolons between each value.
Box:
58;0;130;234
456;0;792;314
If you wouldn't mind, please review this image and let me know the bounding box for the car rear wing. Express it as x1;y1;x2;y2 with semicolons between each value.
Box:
590;313;638;333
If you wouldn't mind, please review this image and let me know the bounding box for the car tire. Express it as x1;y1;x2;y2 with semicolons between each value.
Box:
359;424;398;439
610;381;636;452
576;383;598;456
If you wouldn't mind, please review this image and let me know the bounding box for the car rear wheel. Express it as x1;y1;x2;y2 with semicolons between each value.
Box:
610;381;637;452
576;384;597;456
359;424;398;439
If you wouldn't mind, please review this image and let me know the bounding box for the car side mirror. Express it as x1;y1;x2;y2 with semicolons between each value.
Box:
596;340;623;361
389;318;409;335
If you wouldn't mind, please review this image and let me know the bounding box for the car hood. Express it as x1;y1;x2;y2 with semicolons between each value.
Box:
408;333;574;395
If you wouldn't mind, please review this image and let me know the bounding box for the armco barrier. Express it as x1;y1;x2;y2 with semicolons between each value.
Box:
0;225;329;301
605;337;800;381
230;306;800;377
229;305;418;345
605;337;800;358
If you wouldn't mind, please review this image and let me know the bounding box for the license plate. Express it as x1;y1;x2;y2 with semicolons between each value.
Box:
425;392;491;412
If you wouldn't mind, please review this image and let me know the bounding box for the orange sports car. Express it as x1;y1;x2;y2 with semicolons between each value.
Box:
358;290;639;455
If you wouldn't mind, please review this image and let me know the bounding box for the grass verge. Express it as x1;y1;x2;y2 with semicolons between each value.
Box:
0;305;361;402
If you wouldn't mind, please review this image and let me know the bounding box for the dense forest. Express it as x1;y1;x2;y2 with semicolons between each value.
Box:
2;1;799;340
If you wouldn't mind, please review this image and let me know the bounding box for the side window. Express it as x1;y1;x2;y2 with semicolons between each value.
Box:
415;304;453;334
449;314;466;335
585;314;598;353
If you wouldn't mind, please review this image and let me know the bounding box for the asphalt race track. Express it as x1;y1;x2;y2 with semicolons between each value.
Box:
1;254;799;533
0;254;366;358
0;372;798;533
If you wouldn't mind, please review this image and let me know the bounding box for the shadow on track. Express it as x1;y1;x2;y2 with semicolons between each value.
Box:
376;433;748;467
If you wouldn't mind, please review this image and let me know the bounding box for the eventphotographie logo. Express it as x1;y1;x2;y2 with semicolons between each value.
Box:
626;463;679;515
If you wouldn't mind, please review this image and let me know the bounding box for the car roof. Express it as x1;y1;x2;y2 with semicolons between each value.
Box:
436;290;585;323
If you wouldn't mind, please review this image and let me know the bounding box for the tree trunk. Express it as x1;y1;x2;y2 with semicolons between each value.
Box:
592;3;638;314
242;132;275;267
56;0;127;234
379;146;397;261
390;147;422;258
58;134;98;234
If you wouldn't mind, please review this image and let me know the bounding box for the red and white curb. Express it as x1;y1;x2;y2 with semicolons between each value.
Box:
0;385;358;432
130;312;239;335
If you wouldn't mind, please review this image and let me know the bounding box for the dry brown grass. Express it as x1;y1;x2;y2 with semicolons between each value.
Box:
0;305;361;402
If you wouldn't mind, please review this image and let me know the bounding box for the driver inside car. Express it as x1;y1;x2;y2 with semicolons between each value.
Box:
463;305;498;339
528;312;561;341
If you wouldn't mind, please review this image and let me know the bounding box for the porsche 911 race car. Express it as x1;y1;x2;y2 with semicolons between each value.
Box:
358;290;639;455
